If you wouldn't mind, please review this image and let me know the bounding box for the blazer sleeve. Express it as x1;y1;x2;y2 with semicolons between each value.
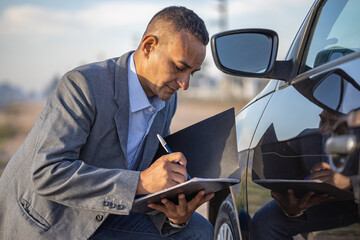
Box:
31;70;139;215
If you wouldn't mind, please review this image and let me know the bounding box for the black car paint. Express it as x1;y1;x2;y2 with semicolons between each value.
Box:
209;0;360;239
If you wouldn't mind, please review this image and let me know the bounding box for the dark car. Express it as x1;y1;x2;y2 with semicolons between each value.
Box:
208;0;360;239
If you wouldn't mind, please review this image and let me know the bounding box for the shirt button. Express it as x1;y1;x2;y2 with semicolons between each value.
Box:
95;215;103;222
117;205;125;210
148;107;154;112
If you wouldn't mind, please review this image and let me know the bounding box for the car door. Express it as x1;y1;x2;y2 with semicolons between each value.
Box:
247;0;360;239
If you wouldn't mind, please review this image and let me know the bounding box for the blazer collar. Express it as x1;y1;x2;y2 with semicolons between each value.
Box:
113;51;133;165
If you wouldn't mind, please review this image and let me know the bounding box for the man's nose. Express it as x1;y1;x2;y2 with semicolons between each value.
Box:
176;74;190;90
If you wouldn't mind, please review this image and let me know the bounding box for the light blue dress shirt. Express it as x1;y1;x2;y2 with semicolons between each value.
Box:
127;53;165;169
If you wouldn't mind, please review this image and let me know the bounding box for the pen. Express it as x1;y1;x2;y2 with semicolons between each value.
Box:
156;134;191;180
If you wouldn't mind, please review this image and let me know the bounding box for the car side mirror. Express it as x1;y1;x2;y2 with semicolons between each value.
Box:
313;70;360;115
211;29;292;81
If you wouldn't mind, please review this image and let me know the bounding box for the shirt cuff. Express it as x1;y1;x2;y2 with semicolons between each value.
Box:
281;208;304;218
168;218;188;229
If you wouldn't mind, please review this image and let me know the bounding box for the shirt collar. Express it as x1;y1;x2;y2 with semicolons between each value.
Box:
128;53;165;113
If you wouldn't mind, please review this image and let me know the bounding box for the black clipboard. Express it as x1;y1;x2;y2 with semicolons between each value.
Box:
132;177;239;214
254;179;354;201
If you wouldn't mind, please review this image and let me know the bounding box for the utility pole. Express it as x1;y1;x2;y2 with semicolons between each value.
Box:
217;0;228;31
217;0;237;101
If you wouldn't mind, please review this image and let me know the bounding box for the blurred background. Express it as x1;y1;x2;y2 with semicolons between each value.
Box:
0;0;314;175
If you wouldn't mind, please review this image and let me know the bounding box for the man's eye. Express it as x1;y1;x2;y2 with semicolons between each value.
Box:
176;66;185;72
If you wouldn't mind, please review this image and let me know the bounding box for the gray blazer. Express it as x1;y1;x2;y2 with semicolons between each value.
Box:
0;52;177;239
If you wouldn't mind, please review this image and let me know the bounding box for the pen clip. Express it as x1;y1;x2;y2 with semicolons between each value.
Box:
157;134;171;153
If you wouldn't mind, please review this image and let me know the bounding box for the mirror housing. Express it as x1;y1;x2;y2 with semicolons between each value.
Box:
295;68;360;116
211;29;293;81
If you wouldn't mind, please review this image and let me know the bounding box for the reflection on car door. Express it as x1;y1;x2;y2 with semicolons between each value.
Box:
247;0;360;237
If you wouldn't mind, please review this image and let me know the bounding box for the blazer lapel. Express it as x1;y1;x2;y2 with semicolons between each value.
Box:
138;109;167;171
113;52;133;165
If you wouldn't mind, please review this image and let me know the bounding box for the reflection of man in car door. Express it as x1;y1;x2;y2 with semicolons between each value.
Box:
251;110;359;240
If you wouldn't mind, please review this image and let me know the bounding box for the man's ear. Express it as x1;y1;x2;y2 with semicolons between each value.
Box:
141;35;158;57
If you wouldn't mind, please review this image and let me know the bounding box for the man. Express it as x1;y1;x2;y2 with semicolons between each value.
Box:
0;6;214;239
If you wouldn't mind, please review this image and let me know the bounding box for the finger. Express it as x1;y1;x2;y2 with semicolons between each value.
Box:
195;192;215;208
199;192;215;205
158;159;187;184
319;195;334;202
161;198;177;212
174;152;187;167
170;162;188;176
178;193;187;212
311;175;333;184
300;191;315;205
311;162;331;172
188;190;206;209
168;170;187;184
308;194;333;206
309;173;334;185
308;170;332;180
164;152;187;167
310;193;329;202
204;192;215;201
148;202;168;213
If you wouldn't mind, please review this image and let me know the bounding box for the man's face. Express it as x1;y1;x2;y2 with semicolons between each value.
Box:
140;29;206;101
319;110;340;134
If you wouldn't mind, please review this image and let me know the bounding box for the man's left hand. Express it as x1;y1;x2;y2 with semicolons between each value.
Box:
148;190;214;224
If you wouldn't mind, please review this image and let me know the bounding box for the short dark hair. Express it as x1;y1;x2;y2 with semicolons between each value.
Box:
146;6;209;45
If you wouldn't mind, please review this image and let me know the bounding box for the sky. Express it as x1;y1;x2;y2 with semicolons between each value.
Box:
0;0;314;93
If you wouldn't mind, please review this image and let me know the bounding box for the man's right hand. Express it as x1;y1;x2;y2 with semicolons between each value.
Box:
308;162;352;190
136;152;188;195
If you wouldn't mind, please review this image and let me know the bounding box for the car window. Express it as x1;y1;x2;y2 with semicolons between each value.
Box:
299;0;360;74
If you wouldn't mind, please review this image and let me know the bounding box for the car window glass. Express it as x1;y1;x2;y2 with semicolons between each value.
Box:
299;0;360;74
